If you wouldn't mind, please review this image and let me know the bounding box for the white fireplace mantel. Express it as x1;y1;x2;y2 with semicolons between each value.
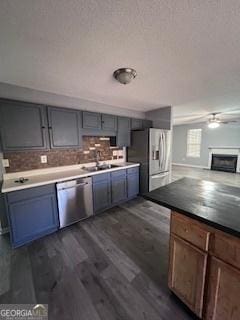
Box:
208;147;240;173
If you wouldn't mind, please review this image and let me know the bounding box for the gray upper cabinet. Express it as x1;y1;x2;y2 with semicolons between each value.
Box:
142;119;152;128
101;114;117;131
117;117;131;147
82;111;101;130
48;107;82;148
0;99;48;151
131;118;143;130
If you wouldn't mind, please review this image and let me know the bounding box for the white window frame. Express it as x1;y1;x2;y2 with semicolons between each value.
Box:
186;129;202;158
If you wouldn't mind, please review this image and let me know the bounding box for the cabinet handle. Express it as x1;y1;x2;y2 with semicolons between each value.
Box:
48;126;52;129
41;126;46;129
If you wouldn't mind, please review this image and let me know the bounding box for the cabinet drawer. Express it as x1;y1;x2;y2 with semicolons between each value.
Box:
92;172;110;183
111;169;126;179
127;167;139;175
209;230;240;270
171;212;210;251
7;184;56;204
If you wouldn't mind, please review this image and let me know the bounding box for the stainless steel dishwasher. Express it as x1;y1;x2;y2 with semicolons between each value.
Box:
56;177;93;228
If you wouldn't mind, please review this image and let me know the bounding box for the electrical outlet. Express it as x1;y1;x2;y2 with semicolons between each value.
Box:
2;159;9;167
41;155;47;163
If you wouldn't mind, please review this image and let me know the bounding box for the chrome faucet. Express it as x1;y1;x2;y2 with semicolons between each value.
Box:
95;150;101;167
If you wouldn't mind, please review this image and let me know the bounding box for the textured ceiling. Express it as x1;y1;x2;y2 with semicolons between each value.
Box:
1;0;240;123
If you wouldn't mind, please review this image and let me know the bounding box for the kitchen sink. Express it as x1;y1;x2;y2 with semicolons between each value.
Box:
84;164;119;172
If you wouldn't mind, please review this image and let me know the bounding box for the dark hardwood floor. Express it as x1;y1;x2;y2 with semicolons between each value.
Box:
0;197;197;319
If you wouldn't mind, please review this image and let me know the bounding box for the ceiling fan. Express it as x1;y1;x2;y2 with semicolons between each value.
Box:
207;113;238;128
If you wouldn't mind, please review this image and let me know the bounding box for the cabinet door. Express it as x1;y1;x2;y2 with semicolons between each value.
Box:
93;180;111;214
102;114;117;131
127;173;139;199
168;235;207;318
131;118;143;130
0;99;48;151
82;111;101;129
8;192;59;248
117;117;131;147
142;119;152;128
111;176;127;205
205;256;240;320
48;107;82;148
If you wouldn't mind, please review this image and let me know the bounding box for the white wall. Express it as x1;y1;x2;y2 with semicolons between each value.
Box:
0;82;145;119
173;122;240;167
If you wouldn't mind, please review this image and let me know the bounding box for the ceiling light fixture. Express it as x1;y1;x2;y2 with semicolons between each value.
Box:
208;121;220;129
113;68;137;85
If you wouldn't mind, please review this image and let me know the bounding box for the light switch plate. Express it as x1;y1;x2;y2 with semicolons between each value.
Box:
41;155;47;163
2;159;9;167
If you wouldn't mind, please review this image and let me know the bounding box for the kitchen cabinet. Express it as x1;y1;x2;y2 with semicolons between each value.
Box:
47;107;82;148
0;99;48;151
117;117;131;147
111;170;127;204
82;111;101;130
102;114;117;131
131;118;143;130
142;119;152;128
6;184;59;248
127;167;139;199
168;235;207;318
92;173;111;214
205;256;240;320
169;211;240;319
93;167;139;214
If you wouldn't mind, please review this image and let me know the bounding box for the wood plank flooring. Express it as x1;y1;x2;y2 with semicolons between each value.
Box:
172;164;240;187
0;198;197;319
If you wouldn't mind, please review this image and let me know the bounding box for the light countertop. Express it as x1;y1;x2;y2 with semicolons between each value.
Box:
2;162;140;193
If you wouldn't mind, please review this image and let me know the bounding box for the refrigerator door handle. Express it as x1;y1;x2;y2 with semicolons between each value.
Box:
159;132;164;170
162;131;166;170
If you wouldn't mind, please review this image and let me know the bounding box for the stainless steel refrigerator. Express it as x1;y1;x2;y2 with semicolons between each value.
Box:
128;128;171;194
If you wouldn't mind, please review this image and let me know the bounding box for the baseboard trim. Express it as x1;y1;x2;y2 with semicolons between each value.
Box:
172;163;209;169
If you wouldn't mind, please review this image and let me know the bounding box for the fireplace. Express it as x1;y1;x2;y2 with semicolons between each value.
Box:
211;154;238;173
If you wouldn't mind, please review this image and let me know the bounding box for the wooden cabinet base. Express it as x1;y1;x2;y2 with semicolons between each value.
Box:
205;257;240;320
168;211;240;319
168;235;207;318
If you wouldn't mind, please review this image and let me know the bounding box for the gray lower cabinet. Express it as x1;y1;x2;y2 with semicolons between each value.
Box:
131;118;143;130
0;99;48;151
6;184;59;248
111;170;127;205
117;117;131;147
93;167;139;214
127;167;140;198
92;173;111;214
82;111;101;130
48;107;82;148
102;114;117;131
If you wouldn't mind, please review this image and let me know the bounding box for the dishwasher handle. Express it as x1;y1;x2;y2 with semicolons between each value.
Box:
58;182;89;191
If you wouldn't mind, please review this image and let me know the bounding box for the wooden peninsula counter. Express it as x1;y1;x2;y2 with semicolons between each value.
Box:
144;177;240;320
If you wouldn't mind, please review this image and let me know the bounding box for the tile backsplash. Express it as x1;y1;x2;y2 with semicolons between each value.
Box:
3;136;123;173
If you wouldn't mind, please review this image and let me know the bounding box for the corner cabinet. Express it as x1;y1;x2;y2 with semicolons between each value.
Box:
0;99;48;151
92;167;139;214
47;107;82;148
6;184;59;248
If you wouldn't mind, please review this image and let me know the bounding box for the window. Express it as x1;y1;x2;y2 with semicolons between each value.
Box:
187;129;202;158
